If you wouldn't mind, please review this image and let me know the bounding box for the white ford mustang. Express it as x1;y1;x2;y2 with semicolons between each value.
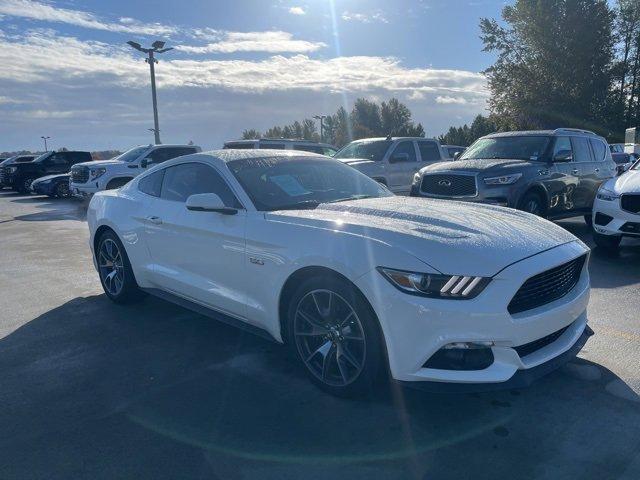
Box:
87;150;592;396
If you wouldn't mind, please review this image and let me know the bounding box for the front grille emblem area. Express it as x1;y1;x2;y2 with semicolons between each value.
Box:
438;180;452;187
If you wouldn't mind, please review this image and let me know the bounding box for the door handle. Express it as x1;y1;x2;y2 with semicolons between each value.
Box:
572;169;579;175
147;216;162;225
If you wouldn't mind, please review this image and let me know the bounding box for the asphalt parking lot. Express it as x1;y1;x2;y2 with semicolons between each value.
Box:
1;190;639;480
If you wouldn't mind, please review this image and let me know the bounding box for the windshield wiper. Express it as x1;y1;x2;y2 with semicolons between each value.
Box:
271;200;321;211
327;194;375;204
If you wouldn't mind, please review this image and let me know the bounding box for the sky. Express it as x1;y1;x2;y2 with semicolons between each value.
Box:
0;0;505;152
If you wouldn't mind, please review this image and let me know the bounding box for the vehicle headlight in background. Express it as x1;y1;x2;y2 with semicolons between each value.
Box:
90;168;106;180
412;172;421;185
596;188;619;201
377;267;490;299
483;173;522;185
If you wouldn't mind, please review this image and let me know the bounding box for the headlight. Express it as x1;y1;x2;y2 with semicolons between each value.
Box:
596;188;619;201
483;173;522;185
412;172;421;185
377;267;490;299
90;168;106;180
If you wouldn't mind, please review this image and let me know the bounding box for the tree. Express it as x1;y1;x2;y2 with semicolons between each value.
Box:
438;115;499;146
241;129;261;139
480;0;615;135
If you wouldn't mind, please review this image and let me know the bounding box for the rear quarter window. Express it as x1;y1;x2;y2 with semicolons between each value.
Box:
138;169;165;197
589;139;607;161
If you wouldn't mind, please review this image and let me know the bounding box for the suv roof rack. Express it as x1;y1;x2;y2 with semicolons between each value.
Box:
553;128;597;136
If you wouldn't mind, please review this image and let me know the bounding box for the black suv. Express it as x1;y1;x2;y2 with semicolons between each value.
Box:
411;129;617;224
4;151;92;193
0;155;36;187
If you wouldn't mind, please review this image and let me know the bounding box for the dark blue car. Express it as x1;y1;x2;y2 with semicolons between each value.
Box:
30;173;71;198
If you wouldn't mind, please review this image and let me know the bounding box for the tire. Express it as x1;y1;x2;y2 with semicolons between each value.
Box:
18;177;36;194
286;275;385;397
96;230;145;304
106;178;132;190
55;181;70;198
518;191;545;216
593;231;622;251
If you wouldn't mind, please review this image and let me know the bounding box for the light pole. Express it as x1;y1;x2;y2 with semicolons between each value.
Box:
40;136;50;151
313;115;327;143
127;40;173;145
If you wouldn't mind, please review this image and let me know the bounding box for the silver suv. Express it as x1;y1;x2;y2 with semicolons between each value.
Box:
411;128;617;224
334;137;450;194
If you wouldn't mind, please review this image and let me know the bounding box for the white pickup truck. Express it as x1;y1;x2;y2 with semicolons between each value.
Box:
70;144;201;198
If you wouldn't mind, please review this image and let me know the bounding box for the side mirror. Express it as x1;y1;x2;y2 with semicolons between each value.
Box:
553;150;572;162
186;193;237;215
390;153;410;163
453;151;462;160
140;158;150;168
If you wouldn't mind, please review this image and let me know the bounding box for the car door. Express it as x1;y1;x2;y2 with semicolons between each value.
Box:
588;138;617;205
417;140;444;167
570;136;595;210
546;136;581;216
386;140;419;194
144;161;248;319
44;152;71;174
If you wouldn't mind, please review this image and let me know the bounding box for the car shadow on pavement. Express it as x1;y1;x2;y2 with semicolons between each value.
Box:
8;196;87;222
1;294;639;480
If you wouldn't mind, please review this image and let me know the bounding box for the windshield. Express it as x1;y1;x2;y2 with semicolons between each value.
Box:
228;157;392;211
114;146;149;163
460;136;550;161
334;140;392;161
32;151;53;163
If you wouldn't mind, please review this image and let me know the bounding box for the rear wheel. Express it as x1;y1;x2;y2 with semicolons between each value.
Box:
593;231;621;251
55;181;70;198
96;230;145;304
518;191;545;216
286;275;385;397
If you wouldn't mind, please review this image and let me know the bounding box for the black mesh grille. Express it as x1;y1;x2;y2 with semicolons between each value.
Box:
621;194;640;214
420;174;477;197
71;165;89;184
514;325;570;358
508;255;586;315
620;222;640;233
0;166;7;184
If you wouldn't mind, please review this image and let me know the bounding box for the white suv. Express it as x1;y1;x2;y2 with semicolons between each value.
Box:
223;139;337;156
70;144;201;198
334;137;450;194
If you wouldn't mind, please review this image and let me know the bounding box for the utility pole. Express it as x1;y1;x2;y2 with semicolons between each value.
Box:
313;115;327;143
40;136;50;151
127;40;173;145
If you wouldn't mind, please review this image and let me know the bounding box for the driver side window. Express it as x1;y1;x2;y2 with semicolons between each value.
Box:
391;141;417;162
160;162;241;208
47;153;67;166
553;137;573;161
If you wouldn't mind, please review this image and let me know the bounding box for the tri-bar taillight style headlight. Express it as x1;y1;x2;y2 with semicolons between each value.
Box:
377;267;490;299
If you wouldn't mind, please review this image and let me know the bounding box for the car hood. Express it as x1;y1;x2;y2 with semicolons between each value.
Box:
602;169;640;194
266;196;580;277
337;158;377;167
73;159;124;168
32;173;69;183
422;158;544;174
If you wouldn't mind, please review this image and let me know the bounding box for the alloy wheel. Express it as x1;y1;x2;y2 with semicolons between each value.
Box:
98;238;124;296
294;289;366;387
524;199;541;215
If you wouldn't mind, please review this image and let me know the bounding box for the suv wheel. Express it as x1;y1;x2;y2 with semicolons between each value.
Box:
19;177;36;194
518;191;545;216
55;181;70;198
96;231;145;304
593;231;621;251
286;275;385;397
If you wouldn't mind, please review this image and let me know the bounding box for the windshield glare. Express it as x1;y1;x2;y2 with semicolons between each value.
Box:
461;136;550;161
228;157;392;211
334;140;392;161
115;146;149;163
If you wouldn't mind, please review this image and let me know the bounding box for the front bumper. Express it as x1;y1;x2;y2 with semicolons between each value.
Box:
31;182;55;196
70;183;97;198
593;196;640;237
412;178;520;208
355;241;590;386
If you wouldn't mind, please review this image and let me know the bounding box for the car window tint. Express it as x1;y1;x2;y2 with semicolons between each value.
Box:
224;142;255;149
48;153;68;165
138;170;164;197
418;141;441;161
571;137;593;162
259;143;286;150
590;139;607;161
294;145;324;154
553;137;573;160
161;162;240;207
148;147;196;164
391;141;417;162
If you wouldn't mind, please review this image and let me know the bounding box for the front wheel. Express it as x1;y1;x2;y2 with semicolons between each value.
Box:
18;177;36;194
55;181;70;198
518;191;545;216
593;231;621;251
286;275;385;397
96;231;145;304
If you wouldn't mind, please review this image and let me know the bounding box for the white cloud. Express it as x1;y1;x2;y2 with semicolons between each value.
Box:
435;95;468;104
0;0;176;36
341;10;388;24
288;6;306;15
176;31;326;54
